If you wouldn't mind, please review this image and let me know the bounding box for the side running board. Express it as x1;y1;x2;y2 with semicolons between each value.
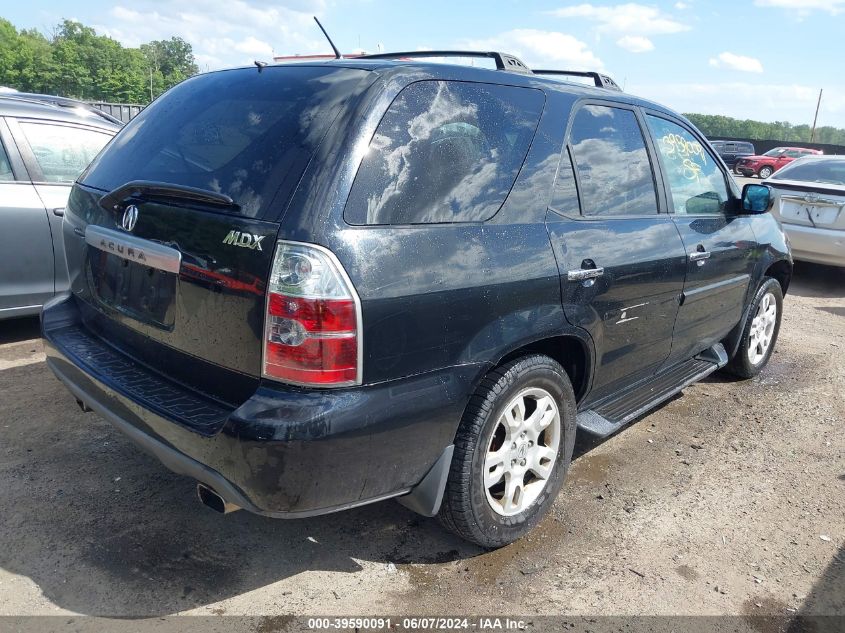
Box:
576;344;728;438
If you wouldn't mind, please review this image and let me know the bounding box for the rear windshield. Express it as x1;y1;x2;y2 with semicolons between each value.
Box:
771;159;845;185
80;65;369;219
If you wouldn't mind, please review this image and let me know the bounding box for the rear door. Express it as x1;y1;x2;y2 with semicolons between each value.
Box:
722;142;738;166
64;65;371;393
545;103;687;401
0;117;54;314
9;118;114;296
644;113;757;365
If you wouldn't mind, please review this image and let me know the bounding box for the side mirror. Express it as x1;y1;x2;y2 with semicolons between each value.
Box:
741;183;773;214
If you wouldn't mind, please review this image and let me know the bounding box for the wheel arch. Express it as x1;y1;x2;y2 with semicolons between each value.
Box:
493;333;594;403
765;258;792;296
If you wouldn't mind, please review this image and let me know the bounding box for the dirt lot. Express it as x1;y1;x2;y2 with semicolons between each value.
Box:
0;262;842;623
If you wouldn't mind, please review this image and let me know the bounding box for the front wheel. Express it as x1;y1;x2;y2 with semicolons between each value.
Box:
725;277;783;378
438;355;576;548
758;165;774;179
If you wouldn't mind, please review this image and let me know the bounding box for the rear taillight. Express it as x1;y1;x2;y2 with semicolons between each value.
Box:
263;241;361;387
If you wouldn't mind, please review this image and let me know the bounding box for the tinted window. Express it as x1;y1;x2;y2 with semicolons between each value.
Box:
344;81;544;225
568;105;657;216
784;150;802;158
81;66;369;219
772;158;845;185
0;140;12;181
19;123;111;183
647;116;729;216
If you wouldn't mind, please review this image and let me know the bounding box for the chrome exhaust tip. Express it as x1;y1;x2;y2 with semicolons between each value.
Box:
196;483;241;514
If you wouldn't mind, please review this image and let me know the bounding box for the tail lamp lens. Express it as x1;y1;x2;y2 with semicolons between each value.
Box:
263;242;360;386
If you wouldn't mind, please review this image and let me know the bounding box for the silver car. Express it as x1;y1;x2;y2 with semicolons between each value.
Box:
0;96;119;319
764;155;845;268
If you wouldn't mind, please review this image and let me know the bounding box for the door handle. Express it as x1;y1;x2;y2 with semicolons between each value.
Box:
52;208;65;217
567;267;605;281
689;251;711;262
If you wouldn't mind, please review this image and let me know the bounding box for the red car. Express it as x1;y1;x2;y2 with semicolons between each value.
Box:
736;146;822;178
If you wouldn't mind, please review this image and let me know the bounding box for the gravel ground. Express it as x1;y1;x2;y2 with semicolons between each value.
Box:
0;262;842;624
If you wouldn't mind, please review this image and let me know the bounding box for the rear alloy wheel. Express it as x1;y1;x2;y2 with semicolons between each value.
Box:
725;277;783;378
758;165;774;179
438;355;576;548
483;388;561;516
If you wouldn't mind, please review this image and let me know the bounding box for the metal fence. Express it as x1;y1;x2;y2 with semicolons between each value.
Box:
88;101;144;123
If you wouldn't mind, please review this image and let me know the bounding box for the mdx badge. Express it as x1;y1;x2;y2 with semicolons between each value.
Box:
121;205;139;232
222;231;266;251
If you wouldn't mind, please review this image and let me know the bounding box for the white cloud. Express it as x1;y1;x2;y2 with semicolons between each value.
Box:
97;0;329;70
708;52;764;73
616;35;654;53
674;1;691;9
233;36;274;58
754;0;845;15
461;29;603;71
548;3;690;35
631;82;845;128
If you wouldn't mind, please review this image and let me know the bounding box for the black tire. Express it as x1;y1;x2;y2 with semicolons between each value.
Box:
758;165;774;179
725;277;784;379
437;355;576;548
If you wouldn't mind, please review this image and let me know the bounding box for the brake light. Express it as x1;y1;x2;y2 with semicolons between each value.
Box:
263;241;361;387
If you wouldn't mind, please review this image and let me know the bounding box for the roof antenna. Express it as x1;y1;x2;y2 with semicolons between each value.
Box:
254;60;268;72
314;16;342;59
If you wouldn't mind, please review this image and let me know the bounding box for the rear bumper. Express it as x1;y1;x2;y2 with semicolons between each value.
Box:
42;295;475;517
782;223;845;267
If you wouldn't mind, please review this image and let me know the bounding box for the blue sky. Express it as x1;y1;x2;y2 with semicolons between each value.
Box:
5;0;845;126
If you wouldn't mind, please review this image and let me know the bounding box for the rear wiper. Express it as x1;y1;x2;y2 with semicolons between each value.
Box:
98;180;240;213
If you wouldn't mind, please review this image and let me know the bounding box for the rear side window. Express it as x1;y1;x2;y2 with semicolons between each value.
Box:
568;105;658;216
344;81;544;225
81;66;369;219
19;123;112;183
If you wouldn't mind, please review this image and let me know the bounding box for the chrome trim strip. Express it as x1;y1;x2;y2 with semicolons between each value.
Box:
84;226;182;274
681;274;750;304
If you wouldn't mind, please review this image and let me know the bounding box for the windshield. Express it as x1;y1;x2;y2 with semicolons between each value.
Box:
80;65;369;219
763;148;787;157
771;159;845;185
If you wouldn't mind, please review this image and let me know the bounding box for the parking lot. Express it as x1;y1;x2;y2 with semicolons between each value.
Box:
0;262;840;621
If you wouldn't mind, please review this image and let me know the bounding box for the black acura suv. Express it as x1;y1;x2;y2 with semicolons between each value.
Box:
42;52;791;548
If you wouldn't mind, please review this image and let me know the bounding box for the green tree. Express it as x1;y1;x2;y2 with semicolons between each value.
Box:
0;17;198;104
686;112;845;145
141;37;198;100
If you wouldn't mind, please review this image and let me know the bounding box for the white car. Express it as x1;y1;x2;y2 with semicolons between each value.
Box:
764;155;845;268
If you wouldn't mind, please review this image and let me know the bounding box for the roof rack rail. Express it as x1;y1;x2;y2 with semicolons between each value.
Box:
358;50;533;75
533;69;622;91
